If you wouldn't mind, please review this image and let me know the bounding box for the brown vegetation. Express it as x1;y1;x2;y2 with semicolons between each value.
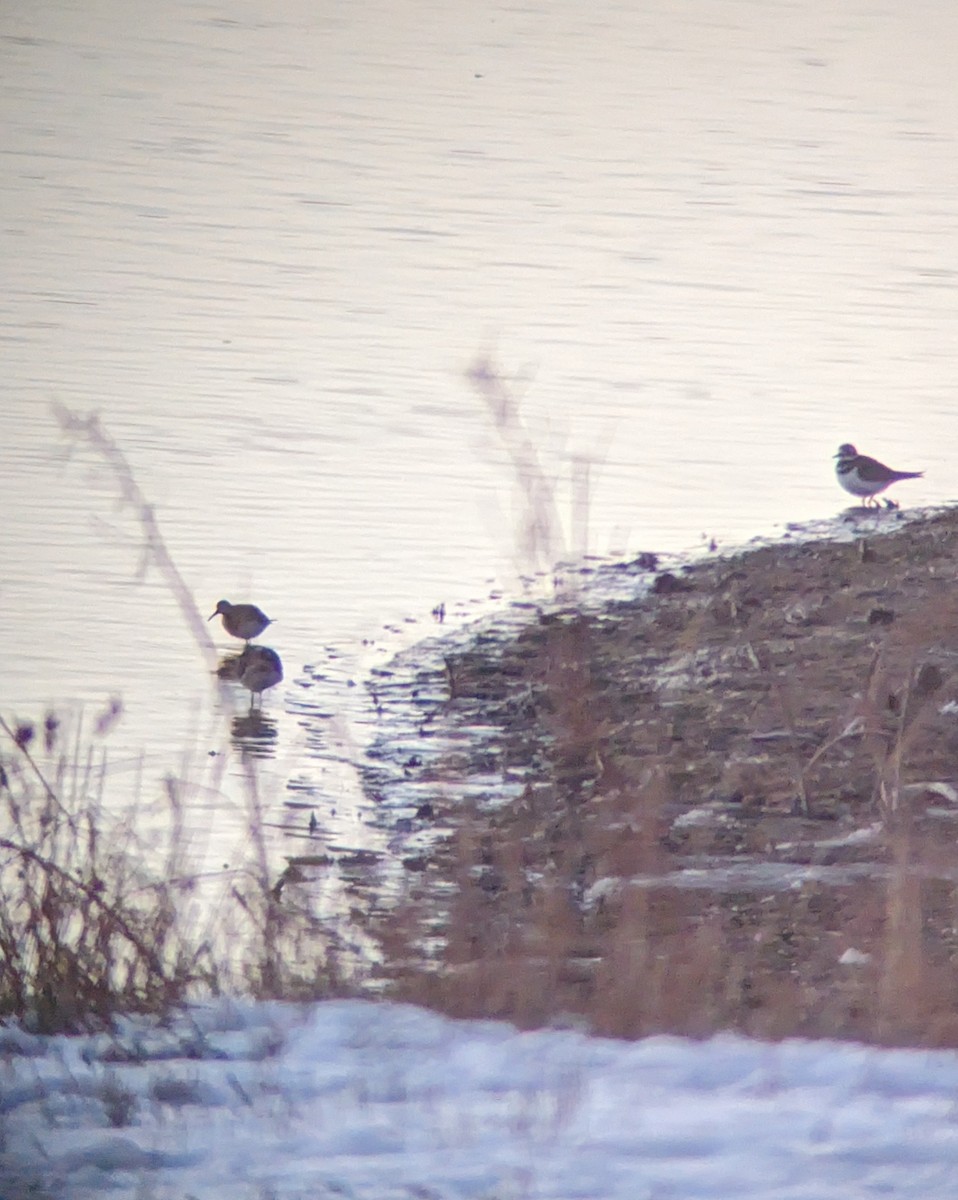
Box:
0;710;341;1032
375;505;958;1047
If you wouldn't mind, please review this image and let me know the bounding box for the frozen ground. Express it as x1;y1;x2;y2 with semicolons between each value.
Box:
3;1000;958;1199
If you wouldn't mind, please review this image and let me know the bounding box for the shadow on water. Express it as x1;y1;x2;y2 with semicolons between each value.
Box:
217;646;284;756
230;707;280;756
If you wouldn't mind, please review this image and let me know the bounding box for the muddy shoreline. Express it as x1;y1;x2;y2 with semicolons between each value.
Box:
350;506;958;1044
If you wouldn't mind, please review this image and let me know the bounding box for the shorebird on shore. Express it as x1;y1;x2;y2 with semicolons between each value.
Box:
235;645;283;708
208;599;272;644
834;444;923;508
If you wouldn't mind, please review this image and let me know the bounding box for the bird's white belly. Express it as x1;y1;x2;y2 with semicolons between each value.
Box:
838;469;882;497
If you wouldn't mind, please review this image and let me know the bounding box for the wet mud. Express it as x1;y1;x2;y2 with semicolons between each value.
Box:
350;506;958;1044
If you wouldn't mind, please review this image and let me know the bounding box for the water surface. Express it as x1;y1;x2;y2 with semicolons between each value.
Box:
3;0;957;862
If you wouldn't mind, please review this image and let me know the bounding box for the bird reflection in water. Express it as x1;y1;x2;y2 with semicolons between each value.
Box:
216;644;284;756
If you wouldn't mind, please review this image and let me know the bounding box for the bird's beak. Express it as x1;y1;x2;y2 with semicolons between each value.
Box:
207;612;217;621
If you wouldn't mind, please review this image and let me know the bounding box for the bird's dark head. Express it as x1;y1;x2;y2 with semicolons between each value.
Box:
208;599;232;621
835;443;857;460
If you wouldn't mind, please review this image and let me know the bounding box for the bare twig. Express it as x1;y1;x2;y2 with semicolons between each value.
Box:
52;402;217;667
466;354;565;573
0;715;73;823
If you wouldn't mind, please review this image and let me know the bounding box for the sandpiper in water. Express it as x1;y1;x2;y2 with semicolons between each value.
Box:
208;599;273;644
